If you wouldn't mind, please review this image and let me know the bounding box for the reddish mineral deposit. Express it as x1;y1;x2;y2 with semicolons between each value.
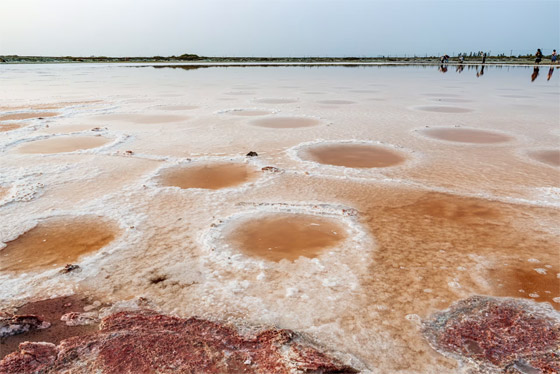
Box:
0;310;357;374
423;296;560;373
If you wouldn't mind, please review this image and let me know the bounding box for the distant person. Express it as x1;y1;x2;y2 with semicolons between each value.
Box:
547;66;554;81
458;55;464;63
482;52;487;64
531;66;540;82
440;54;449;64
552;50;557;64
535;49;543;64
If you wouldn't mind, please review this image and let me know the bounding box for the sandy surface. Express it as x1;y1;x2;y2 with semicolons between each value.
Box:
0;63;559;372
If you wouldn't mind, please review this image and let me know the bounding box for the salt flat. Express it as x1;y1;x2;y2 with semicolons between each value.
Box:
0;63;558;372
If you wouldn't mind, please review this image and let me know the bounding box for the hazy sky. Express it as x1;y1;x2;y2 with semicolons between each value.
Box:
1;0;558;57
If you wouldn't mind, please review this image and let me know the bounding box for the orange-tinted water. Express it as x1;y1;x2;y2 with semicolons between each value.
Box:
0;217;117;273
0;123;21;132
421;128;512;144
250;117;319;129
16;136;111;154
227;214;346;262
159;163;257;190
528;149;560;167
300;143;406;168
0;112;59;121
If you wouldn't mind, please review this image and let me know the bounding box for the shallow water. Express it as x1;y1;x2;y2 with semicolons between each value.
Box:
16;135;111;154
0;111;58;121
528;149;560;167
0;123;21;132
226;213;346;262
0;216;117;272
158;163;257;190
0;63;558;373
250;116;320;128
421;127;512;144
299;143;406;168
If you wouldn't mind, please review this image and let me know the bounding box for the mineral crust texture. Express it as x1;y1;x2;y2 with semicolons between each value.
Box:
0;310;358;374
423;296;560;373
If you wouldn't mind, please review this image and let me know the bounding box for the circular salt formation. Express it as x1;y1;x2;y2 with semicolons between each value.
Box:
226;213;346;262
250;117;319;129
16;136;112;154
254;98;297;104
415;106;473;113
299;143;406;168
421;128;512;144
528;150;560;167
317;100;355;105
226;110;272;117
158;163;257;190
0;216;117;273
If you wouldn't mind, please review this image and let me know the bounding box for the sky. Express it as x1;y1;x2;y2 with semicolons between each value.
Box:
1;0;558;57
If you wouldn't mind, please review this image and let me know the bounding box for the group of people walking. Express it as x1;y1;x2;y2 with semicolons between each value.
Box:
535;49;557;64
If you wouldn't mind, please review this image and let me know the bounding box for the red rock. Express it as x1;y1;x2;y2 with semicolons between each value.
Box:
423;296;560;373
0;342;56;374
0;310;358;374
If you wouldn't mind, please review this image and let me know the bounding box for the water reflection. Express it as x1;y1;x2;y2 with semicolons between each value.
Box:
476;65;485;78
547;67;554;81
531;67;539;82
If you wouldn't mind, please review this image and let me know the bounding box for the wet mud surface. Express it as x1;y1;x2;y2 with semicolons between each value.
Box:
0;296;97;359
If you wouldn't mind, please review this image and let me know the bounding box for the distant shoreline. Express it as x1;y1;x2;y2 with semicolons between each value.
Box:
0;55;556;66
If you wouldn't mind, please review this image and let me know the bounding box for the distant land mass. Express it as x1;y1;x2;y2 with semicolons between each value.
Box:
0;53;554;65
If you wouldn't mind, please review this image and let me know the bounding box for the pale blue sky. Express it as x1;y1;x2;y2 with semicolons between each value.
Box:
1;0;558;57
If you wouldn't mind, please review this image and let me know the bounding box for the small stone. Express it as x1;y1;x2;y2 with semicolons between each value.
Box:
261;166;280;173
0;315;51;338
246;151;258;157
59;264;81;274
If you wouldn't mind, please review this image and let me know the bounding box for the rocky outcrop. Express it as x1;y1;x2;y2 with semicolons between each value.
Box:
0;310;358;374
0;315;50;338
423;296;560;373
